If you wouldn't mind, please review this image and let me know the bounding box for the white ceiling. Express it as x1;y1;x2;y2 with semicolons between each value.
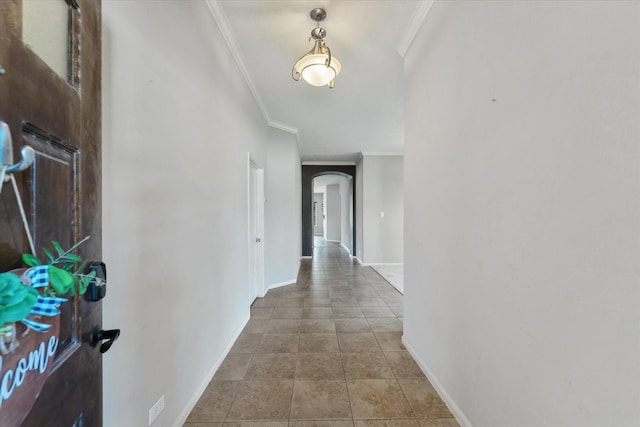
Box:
208;0;433;162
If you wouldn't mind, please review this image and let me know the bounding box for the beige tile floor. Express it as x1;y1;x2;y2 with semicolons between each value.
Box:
184;238;459;427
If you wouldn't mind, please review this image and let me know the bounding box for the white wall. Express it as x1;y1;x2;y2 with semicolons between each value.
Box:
314;193;324;235
102;2;270;426
265;127;301;289
358;155;404;264
339;177;353;253
325;184;341;242
403;2;640;427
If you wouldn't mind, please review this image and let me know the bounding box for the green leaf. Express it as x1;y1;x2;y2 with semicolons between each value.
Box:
1;285;28;306
22;253;42;267
48;265;74;295
0;301;33;324
78;272;96;295
63;254;82;262
52;241;64;256
76;261;89;275
0;275;37;324
42;248;55;262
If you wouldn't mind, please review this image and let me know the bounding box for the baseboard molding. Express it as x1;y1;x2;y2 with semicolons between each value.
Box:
300;256;312;260
354;257;364;265
370;262;403;266
174;314;250;427
370;264;404;294
326;239;340;243
402;337;473;427
340;243;352;255
268;279;296;290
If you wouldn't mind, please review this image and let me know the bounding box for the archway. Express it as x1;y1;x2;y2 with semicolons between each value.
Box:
301;165;356;257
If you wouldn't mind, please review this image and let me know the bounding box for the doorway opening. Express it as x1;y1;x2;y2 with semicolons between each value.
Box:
248;156;264;304
301;165;356;258
312;174;353;255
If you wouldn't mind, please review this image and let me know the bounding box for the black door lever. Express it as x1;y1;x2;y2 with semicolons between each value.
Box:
92;329;120;353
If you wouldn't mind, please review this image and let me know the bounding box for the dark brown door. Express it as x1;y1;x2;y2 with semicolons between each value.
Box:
0;0;103;426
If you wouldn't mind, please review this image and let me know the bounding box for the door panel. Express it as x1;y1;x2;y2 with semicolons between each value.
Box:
24;126;80;364
249;163;258;303
0;1;103;426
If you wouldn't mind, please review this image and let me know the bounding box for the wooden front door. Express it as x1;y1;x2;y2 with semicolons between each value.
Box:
0;0;103;426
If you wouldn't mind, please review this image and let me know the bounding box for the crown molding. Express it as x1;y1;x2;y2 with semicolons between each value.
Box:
302;161;357;166
396;0;435;57
269;120;298;135
205;0;299;137
269;120;302;156
361;152;404;157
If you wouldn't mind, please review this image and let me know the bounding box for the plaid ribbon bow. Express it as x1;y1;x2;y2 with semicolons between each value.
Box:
20;265;67;332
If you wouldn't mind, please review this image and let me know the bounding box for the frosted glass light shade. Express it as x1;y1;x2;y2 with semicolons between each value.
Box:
295;54;342;87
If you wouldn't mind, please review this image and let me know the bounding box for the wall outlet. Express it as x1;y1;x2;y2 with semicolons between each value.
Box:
148;394;165;425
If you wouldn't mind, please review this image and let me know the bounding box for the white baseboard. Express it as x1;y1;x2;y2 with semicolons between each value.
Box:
354;257;364;265
402;336;473;427
301;256;312;260
268;279;296;290
370;262;403;266
326;239;340;243
340;243;352;255
174;314;250;427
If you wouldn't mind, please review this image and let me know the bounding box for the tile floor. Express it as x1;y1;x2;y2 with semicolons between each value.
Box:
369;265;403;295
184;238;459;427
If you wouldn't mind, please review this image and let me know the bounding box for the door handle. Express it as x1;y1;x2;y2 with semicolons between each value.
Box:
92;329;120;354
0;121;35;179
255;238;261;243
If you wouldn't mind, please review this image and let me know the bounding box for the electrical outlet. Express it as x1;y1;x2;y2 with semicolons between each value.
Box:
148;394;165;425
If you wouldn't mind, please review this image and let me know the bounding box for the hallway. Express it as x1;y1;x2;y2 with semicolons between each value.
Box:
184;238;458;426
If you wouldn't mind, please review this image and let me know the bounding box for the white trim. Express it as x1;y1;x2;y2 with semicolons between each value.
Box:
302;161;356;166
370;262;403;266
326;239;340;243
248;155;265;302
269;120;298;135
354;257;364;265
370;265;404;294
175;314;250;427
360;152;404;157
268;279;297;291
396;0;435;57
205;1;270;125
256;168;265;297
301;256;312;260
205;1;299;137
269;121;302;155
402;337;473;427
340;243;352;255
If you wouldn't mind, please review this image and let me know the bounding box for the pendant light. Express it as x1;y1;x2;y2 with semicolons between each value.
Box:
292;8;341;89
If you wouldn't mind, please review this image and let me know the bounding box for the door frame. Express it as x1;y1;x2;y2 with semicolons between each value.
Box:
247;154;265;302
301;166;356;257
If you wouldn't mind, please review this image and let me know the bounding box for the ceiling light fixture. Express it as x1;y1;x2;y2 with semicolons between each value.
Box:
292;8;341;89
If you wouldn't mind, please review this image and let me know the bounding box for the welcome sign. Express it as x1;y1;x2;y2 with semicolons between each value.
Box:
0;317;59;426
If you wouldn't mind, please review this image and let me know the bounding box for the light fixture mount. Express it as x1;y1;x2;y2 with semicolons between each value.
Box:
292;7;341;89
309;8;327;22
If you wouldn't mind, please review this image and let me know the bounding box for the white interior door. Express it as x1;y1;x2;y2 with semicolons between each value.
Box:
248;158;264;303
